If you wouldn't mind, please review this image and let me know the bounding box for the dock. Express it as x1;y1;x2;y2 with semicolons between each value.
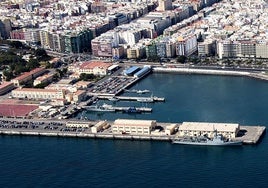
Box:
97;95;165;102
0;118;265;145
234;126;266;144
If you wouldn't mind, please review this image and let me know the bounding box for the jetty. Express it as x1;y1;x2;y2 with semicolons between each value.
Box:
234;126;266;144
97;95;165;102
0;118;265;145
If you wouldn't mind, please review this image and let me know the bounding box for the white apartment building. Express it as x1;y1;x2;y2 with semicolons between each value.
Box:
176;34;197;56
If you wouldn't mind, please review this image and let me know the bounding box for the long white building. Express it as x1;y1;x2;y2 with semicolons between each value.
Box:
178;122;240;139
112;119;157;135
12;88;65;100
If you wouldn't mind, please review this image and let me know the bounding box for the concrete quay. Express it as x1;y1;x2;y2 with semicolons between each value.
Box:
0;118;265;145
234;126;266;144
0;129;174;141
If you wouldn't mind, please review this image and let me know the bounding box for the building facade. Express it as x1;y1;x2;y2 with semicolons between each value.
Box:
178;122;240;139
112;119;157;135
12;88;65;100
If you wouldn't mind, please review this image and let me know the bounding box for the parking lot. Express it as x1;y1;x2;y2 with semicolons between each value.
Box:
89;76;136;95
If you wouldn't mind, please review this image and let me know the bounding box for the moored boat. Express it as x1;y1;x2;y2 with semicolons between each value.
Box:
123;107;141;113
108;97;120;102
172;131;242;146
137;97;154;103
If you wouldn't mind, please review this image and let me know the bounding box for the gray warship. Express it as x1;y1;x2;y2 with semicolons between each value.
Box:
172;131;242;146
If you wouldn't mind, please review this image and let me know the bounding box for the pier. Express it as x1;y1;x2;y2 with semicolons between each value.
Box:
97;95;165;102
234;126;266;144
0;118;265;145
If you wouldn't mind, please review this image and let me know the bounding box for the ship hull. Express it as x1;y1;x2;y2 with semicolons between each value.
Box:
172;140;243;146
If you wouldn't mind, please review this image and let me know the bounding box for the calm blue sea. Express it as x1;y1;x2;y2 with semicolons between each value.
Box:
1;74;268;188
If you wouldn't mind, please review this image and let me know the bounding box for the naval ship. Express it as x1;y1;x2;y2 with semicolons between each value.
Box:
172;131;242;146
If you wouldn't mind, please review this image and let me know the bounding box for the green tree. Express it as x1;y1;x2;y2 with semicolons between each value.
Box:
3;70;13;81
35;48;48;57
27;58;40;70
10;41;23;49
176;55;187;64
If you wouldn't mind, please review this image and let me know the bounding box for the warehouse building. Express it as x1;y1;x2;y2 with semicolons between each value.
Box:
178;122;240;139
112;119;156;135
0;82;14;95
123;66;140;76
11;68;46;86
91;121;109;133
12;88;65;100
134;66;151;78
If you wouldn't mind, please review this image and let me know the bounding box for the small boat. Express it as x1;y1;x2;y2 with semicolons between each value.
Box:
136;90;150;94
172;130;243;146
85;105;115;112
123;107;141;113
108;97;120;102
137;97;154;103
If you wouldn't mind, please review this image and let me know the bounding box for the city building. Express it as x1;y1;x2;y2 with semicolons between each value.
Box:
33;73;54;86
198;39;216;57
176;34;197;56
74;81;92;89
256;42;268;59
64;29;93;53
157;0;173;11
12;88;65;100
77;61;112;76
91;32;119;57
112;119;157;135
72;90;86;103
11;68;46;87
145;41;158;59
0;18;11;39
126;45;145;59
178;122;240;139
24;28;40;44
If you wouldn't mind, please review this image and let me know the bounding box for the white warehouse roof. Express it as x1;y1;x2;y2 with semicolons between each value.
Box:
114;119;156;127
179;122;239;132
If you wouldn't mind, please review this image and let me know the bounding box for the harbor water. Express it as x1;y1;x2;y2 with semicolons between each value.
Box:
1;74;268;187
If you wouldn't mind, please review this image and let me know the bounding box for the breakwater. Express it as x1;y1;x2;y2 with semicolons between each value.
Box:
153;67;268;81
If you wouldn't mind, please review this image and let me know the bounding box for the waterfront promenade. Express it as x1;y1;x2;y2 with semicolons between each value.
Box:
0;118;265;144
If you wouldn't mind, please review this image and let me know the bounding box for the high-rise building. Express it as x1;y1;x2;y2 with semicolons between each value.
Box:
64;30;93;53
0;19;11;39
176;35;197;56
157;0;172;11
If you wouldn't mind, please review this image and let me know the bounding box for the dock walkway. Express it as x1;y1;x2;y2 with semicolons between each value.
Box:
98;96;165;102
